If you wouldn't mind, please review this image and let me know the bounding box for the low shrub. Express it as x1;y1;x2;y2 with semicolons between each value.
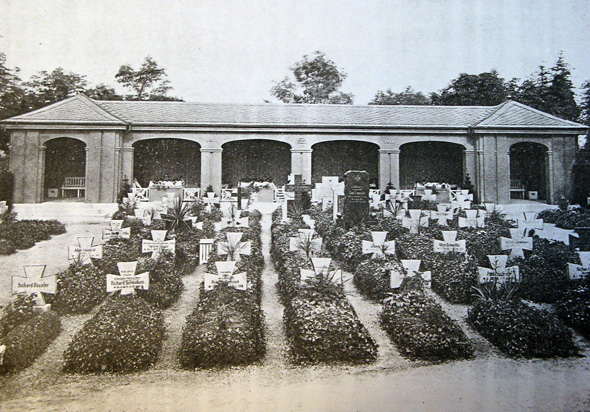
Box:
381;285;474;362
430;254;478;304
555;284;590;339
0;295;37;338
136;253;184;309
461;224;507;266
0;238;16;255
353;259;403;302
93;237;143;275
0;219;66;252
63;296;165;373
467;299;577;358
51;264;107;314
0;311;61;373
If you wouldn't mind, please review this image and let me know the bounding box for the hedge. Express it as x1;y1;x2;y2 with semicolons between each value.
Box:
555;283;590;339
51;264;107;314
63;296;165;373
0;217;66;254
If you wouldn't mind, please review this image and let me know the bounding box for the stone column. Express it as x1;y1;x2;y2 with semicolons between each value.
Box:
547;150;554;204
290;148;313;184
121;146;135;185
36;145;46;202
201;147;223;193
378;149;400;190
464;149;476;185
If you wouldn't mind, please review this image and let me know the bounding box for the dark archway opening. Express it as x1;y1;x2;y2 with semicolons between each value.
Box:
44;137;86;200
222;140;291;186
133;139;201;187
312;141;379;185
400;142;464;189
510;142;548;200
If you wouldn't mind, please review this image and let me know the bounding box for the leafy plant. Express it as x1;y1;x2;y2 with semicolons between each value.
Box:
161;196;192;232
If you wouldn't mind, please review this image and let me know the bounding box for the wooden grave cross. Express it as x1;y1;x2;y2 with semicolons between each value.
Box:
141;230;176;258
102;220;131;240
459;209;486;228
12;265;57;307
567;251;590;280
203;192;220;213
362;231;395;259
289;229;322;259
477;255;520;286
284;175;312;215
430;204;453;226
389;260;431;288
422;189;437;202
218;232;252;261
107;261;149;295
300;257;342;284
133;208;152;226
68;237;103;265
433;231;466;253
500;228;533;259
204;261;247;291
518;212;544;235
184;216;204;230
402;209;429;234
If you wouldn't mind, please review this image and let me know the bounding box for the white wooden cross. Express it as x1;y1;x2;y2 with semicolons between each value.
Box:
106;261;149;295
133;208;152;226
362;231;395;259
182;187;201;202
300;257;342;284
430;204;453;226
203;192;220;213
477;255;520;285
402;209;429;234
290;229;322;259
567;252;590;280
501;228;533;259
218;232;252;261
184;216;204;230
518;212;544;235
331;183;345;222
422;189;437;202
369;189;382;209
12;265;57;307
403;259;432;288
484;203;497;213
450;194;471;211
433;231;466;253
68;237;103;265
204;261;247;291
301;214;316;230
102;220;131;240
142;230;176;258
459;209;486;228
0;200;7;218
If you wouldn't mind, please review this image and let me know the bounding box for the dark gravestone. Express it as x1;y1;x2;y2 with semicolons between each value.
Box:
343;170;370;228
284;175;312;215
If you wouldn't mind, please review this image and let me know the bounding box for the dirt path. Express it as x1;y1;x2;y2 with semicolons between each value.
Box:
154;267;204;370
340;269;408;369
259;213;289;367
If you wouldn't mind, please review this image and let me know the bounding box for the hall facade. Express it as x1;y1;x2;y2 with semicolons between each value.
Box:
2;94;586;204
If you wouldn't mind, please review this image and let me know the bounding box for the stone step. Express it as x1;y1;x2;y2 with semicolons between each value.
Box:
12;202;118;223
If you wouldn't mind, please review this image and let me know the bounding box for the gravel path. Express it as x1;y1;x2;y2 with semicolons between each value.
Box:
154;266;204;370
340;269;408;369
259;213;289;367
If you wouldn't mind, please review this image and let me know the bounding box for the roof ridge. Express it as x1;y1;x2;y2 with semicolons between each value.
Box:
76;94;128;124
473;100;513;127
507;100;582;127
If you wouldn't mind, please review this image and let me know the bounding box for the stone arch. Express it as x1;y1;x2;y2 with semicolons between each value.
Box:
311;140;380;185
399;141;465;188
510;141;548;200
43;137;87;199
132;139;201;187
221;139;292;186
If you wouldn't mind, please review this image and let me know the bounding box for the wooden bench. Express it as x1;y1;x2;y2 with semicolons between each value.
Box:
61;177;86;198
510;179;525;199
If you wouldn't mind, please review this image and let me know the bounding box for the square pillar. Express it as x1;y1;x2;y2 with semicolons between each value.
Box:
290;148;312;184
201;147;223;193
379;149;399;191
121;146;135;185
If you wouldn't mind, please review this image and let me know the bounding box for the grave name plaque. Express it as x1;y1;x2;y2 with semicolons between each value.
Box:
343;170;370;228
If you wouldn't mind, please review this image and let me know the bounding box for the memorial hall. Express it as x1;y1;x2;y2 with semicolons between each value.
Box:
2;94;586;204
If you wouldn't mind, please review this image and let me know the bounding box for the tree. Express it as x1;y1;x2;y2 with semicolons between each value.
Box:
0;51;25;152
580;80;590;127
23;68;88;110
115;56;177;101
270;51;353;104
85;84;123;100
369;87;430;105
430;70;509;106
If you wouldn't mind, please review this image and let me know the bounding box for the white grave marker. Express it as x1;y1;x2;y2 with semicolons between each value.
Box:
68;237;103;265
400;259;431;288
185;216;204;230
203;192;220;213
433;231;466;253
218;232;252;261
430;204;453;226
102;220;131;240
289;229;322;259
402;209;429;234
12;265;57;307
142;230;176;258
301;214;316;230
204;261;247;291
567;252;590;280
362;231;395;259
133;208;152;225
518;212;544;235
300;257;342;284
477;255;520;285
459;209;486;228
501;228;533;259
106;261;149;295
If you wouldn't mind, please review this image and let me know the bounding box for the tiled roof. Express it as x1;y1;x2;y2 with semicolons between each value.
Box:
2;94;587;130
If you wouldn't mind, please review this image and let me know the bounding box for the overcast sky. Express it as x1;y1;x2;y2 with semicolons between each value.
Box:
1;0;589;104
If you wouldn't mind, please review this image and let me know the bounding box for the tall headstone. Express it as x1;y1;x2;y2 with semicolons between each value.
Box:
343;170;370;228
284;174;312;217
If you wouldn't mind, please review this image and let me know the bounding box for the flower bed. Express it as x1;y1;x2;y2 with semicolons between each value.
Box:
0;216;66;254
179;211;266;369
467;299;577;358
555;283;590;339
0;295;62;373
63;295;165;373
51;264;107;314
380;282;474;362
353;259;402;302
271;210;378;364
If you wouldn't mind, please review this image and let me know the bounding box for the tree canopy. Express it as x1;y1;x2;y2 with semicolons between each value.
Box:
430;70;509;106
115;56;180;101
369;87;430;105
270;51;353;104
